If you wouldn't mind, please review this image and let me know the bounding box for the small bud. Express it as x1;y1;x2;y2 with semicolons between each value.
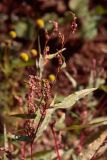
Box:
49;74;56;81
20;52;29;62
30;49;38;56
9;31;17;39
36;19;44;28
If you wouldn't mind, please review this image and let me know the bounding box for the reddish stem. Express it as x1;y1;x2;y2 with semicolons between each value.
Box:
30;143;33;160
50;122;61;160
20;142;26;160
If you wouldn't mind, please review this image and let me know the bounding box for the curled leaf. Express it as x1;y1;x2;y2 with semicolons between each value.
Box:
10;113;36;119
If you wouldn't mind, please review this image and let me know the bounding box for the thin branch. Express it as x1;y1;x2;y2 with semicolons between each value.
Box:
50;122;62;160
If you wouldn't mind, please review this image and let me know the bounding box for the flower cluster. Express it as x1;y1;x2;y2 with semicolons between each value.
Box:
21;74;53;140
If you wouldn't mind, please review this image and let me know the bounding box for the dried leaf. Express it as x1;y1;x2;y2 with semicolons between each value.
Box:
78;130;107;160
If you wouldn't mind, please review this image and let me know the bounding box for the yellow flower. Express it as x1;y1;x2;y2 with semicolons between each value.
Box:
36;19;44;28
9;31;17;39
20;53;29;62
30;49;38;56
49;74;56;81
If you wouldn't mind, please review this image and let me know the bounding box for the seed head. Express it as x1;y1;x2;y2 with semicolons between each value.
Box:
9;31;17;39
30;49;38;57
20;53;29;62
36;19;44;28
42;79;52;106
49;74;56;82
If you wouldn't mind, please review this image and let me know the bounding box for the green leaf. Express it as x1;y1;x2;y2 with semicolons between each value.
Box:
100;85;107;93
63;149;76;160
26;150;54;159
34;88;96;141
15;21;27;38
35;97;56;140
13;135;30;142
0;134;4;140
69;0;88;12
4;124;8;160
89;117;107;127
95;5;107;15
63;117;107;131
55;113;65;130
35;108;55;141
14;18;35;40
78;130;107;160
54;88;97;109
12;59;35;68
10;113;37;119
63;124;88;131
